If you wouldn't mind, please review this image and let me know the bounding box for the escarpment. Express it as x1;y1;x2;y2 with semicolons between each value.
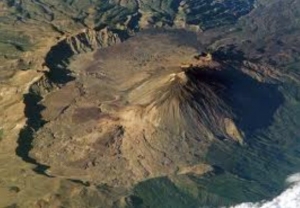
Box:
44;28;125;84
63;28;124;55
15;27;127;175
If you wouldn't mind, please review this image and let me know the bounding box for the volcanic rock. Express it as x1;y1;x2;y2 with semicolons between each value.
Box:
29;29;281;187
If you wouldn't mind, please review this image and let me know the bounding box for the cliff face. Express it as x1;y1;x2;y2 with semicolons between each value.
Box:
45;28;123;66
62;28;123;55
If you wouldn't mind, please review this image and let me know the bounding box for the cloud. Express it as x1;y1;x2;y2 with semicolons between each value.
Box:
230;173;300;208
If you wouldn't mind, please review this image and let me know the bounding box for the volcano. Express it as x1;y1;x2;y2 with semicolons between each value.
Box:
29;29;283;187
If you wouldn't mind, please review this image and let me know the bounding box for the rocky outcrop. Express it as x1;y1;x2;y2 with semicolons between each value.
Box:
64;28;123;55
44;28;125;85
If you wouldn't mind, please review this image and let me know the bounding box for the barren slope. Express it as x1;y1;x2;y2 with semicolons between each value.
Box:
1;0;300;207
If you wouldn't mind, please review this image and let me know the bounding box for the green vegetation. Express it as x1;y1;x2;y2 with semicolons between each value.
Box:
133;172;272;207
0;31;32;58
0;129;4;142
134;177;198;208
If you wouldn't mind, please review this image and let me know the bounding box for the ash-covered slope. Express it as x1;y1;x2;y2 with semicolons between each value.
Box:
28;29;282;188
125;61;239;142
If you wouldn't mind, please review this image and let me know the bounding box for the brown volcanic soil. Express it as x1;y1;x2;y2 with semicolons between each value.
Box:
29;29;283;188
1;0;300;207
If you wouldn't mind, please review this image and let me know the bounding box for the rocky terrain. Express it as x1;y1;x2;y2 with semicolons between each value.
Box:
1;0;300;207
